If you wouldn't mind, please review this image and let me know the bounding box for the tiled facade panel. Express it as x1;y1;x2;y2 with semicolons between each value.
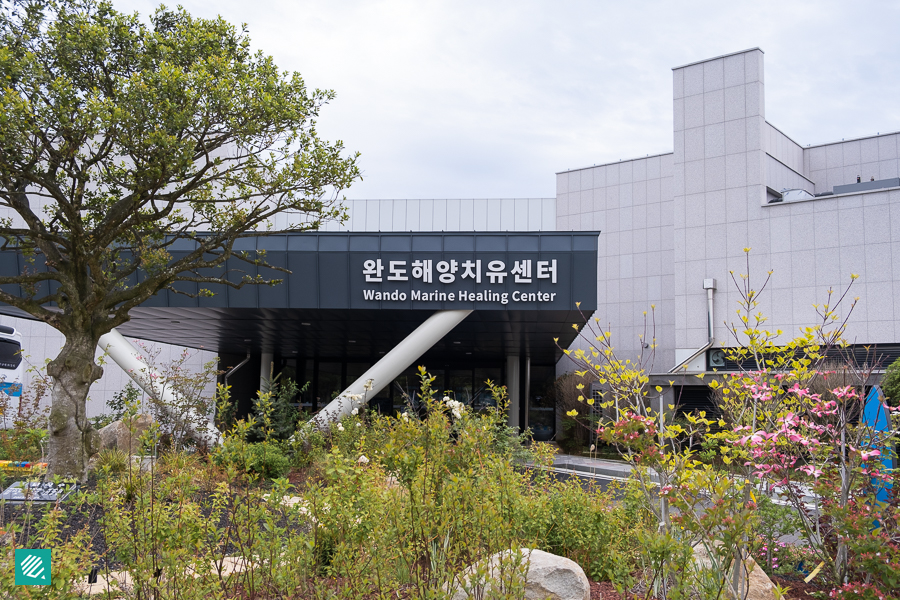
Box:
755;188;900;345
673;49;768;352
555;154;676;373
806;133;900;195
560;48;900;375
765;123;806;176
324;198;557;232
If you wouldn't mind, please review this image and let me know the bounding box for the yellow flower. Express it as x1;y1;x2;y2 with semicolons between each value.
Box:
566;409;578;417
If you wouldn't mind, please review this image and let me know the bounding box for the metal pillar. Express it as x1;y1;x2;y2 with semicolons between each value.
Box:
98;329;222;445
522;356;531;430
311;309;472;428
506;354;520;429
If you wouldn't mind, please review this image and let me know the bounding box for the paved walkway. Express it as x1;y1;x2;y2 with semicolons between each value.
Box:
545;453;636;481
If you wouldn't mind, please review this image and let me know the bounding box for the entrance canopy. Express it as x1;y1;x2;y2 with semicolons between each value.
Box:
0;231;599;365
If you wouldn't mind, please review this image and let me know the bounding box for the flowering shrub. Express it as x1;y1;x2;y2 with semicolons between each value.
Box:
752;539;819;578
560;250;899;597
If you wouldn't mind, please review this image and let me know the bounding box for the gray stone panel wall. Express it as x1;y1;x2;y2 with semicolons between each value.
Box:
324;198;557;232
555;154;676;373
805;133;900;195
558;47;900;375
765;122;806;177
673;49;768;352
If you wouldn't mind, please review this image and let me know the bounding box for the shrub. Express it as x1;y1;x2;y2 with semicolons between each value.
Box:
95;448;129;475
247;376;308;443
91;382;142;429
564;251;899;595
881;355;900;407
1;364;660;598
247;441;291;479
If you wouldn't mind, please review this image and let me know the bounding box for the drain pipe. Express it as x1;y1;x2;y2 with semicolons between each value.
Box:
224;351;251;389
704;278;716;342
668;279;717;373
98;329;222;445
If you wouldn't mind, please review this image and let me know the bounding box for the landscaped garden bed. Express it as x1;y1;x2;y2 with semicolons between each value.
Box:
2;265;898;599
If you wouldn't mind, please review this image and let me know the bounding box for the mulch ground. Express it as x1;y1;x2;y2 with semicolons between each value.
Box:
0;468;314;574
771;574;830;600
591;580;626;600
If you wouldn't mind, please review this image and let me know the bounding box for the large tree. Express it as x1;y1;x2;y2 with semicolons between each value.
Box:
0;0;359;479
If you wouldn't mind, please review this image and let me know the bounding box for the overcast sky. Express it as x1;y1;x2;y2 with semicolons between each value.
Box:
117;0;900;199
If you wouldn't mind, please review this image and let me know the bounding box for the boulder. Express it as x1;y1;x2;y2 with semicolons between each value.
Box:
693;543;777;600
448;548;590;600
742;557;777;600
97;414;154;454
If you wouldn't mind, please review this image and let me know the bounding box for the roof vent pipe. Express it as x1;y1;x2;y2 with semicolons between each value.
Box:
224;350;251;389
703;278;717;343
667;279;717;373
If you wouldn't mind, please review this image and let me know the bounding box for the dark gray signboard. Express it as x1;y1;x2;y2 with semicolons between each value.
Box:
0;232;599;312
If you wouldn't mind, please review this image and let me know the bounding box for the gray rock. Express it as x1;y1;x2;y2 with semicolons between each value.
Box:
741;557;777;600
97;414;154;454
693;543;777;600
448;548;591;600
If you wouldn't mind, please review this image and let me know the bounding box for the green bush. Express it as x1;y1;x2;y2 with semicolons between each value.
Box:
213;437;290;480
247;441;291;479
96;448;129;475
881;355;900;407
1;366;657;598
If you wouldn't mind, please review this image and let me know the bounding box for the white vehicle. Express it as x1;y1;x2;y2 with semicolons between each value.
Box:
0;325;24;428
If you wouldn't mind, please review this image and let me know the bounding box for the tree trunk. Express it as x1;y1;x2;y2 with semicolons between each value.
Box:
46;332;104;481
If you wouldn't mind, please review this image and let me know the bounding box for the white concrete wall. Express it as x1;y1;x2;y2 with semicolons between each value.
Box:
555;154;677;373
765;122;806;177
303;198;556;232
558;47;900;375
672;49;769;354
805;132;900;195
767;154;815;194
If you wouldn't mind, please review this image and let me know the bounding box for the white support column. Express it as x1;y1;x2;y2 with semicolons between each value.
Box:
260;351;274;393
506;354;520;429
310;309;473;428
98;328;222;445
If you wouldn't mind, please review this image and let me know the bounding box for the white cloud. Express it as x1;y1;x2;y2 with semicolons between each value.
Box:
115;0;900;198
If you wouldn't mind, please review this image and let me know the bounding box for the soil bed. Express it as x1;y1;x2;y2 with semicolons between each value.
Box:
0;467;315;572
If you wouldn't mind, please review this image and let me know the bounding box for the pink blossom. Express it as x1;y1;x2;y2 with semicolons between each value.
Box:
798;465;822;478
859;449;881;461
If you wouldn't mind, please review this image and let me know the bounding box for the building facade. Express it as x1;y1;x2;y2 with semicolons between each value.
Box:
2;47;899;435
557;47;900;379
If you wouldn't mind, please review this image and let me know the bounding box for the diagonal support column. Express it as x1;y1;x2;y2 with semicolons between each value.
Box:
311;309;473;428
98;329;222;445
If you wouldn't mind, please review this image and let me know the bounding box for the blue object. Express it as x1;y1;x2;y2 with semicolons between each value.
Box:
0;381;22;397
863;386;893;505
